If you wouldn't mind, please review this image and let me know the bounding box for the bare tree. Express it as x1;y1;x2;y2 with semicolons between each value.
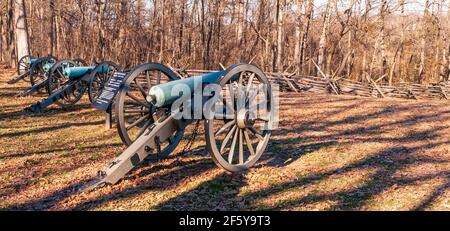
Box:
275;0;285;72
2;0;446;84
13;0;30;62
418;0;431;83
317;0;332;73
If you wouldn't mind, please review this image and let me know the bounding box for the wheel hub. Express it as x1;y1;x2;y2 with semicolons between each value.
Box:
236;109;253;129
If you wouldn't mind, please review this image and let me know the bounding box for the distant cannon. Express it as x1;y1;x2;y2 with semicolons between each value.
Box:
16;58;87;97
8;55;57;85
25;61;119;113
87;63;275;189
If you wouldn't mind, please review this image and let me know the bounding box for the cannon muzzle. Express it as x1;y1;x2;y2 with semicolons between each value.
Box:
148;71;225;107
26;58;39;66
42;63;55;72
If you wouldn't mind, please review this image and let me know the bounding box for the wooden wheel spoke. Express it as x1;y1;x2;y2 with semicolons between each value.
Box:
134;78;147;97
238;129;244;164
248;126;264;140
146;71;152;88
57;68;64;79
236;81;246;109
228;128;239;164
215;120;235;137
220;125;237;154
156;71;161;84
124;109;148;114
126;114;150;130
246;86;258;105
243;129;255;156
136;119;152;137
220;94;235;114
126;92;149;108
238;71;244;86
246;73;255;93
227;83;235;111
236;72;244;110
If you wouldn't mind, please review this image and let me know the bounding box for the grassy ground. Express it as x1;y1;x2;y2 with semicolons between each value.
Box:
0;68;449;211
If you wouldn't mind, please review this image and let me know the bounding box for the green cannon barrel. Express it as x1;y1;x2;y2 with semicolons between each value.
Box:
148;71;225;107
26;58;39;66
63;66;110;79
63;66;95;79
42;63;55;72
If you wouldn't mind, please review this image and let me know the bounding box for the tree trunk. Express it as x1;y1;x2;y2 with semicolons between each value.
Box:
317;0;331;73
159;0;166;63
293;0;303;74
300;0;313;74
379;0;388;78
50;0;57;55
13;0;30;62
275;0;284;72
442;0;450;81
0;6;4;62
6;0;16;67
418;0;430;83
236;0;245;45
95;0;105;61
397;3;406;83
118;0;128;65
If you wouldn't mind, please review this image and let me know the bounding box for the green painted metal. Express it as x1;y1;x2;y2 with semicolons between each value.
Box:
63;66;109;79
148;71;225;107
26;58;39;66
42;63;55;72
63;66;95;79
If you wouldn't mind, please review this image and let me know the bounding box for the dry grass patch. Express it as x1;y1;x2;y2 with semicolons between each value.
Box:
0;69;449;211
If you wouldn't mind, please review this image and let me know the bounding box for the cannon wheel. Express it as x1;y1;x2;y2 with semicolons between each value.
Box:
115;63;183;157
87;61;119;103
46;60;79;95
205;64;273;172
47;60;86;108
29;55;57;87
17;55;33;81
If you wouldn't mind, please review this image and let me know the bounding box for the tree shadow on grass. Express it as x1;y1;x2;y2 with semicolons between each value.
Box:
68;157;219;211
2;95;449;210
0;141;124;199
2;179;92;211
154;141;449;211
412;177;449;211
0;103;93;120
153;100;450;211
0;120;105;138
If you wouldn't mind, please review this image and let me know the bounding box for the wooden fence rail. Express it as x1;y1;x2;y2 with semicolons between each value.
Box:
179;69;450;101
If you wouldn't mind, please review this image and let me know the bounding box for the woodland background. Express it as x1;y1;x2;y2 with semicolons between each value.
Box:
1;0;449;84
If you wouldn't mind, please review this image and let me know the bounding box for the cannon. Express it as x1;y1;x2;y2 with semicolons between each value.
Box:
87;63;274;189
16;58;88;97
25;60;119;113
8;55;58;85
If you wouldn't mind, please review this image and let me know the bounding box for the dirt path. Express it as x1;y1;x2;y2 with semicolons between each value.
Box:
0;69;449;210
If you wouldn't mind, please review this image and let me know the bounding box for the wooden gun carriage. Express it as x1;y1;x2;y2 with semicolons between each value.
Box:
88;62;275;189
16;58;87;97
7;55;58;85
25;60;119;113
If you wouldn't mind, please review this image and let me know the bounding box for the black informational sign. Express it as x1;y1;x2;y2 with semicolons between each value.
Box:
92;71;128;111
